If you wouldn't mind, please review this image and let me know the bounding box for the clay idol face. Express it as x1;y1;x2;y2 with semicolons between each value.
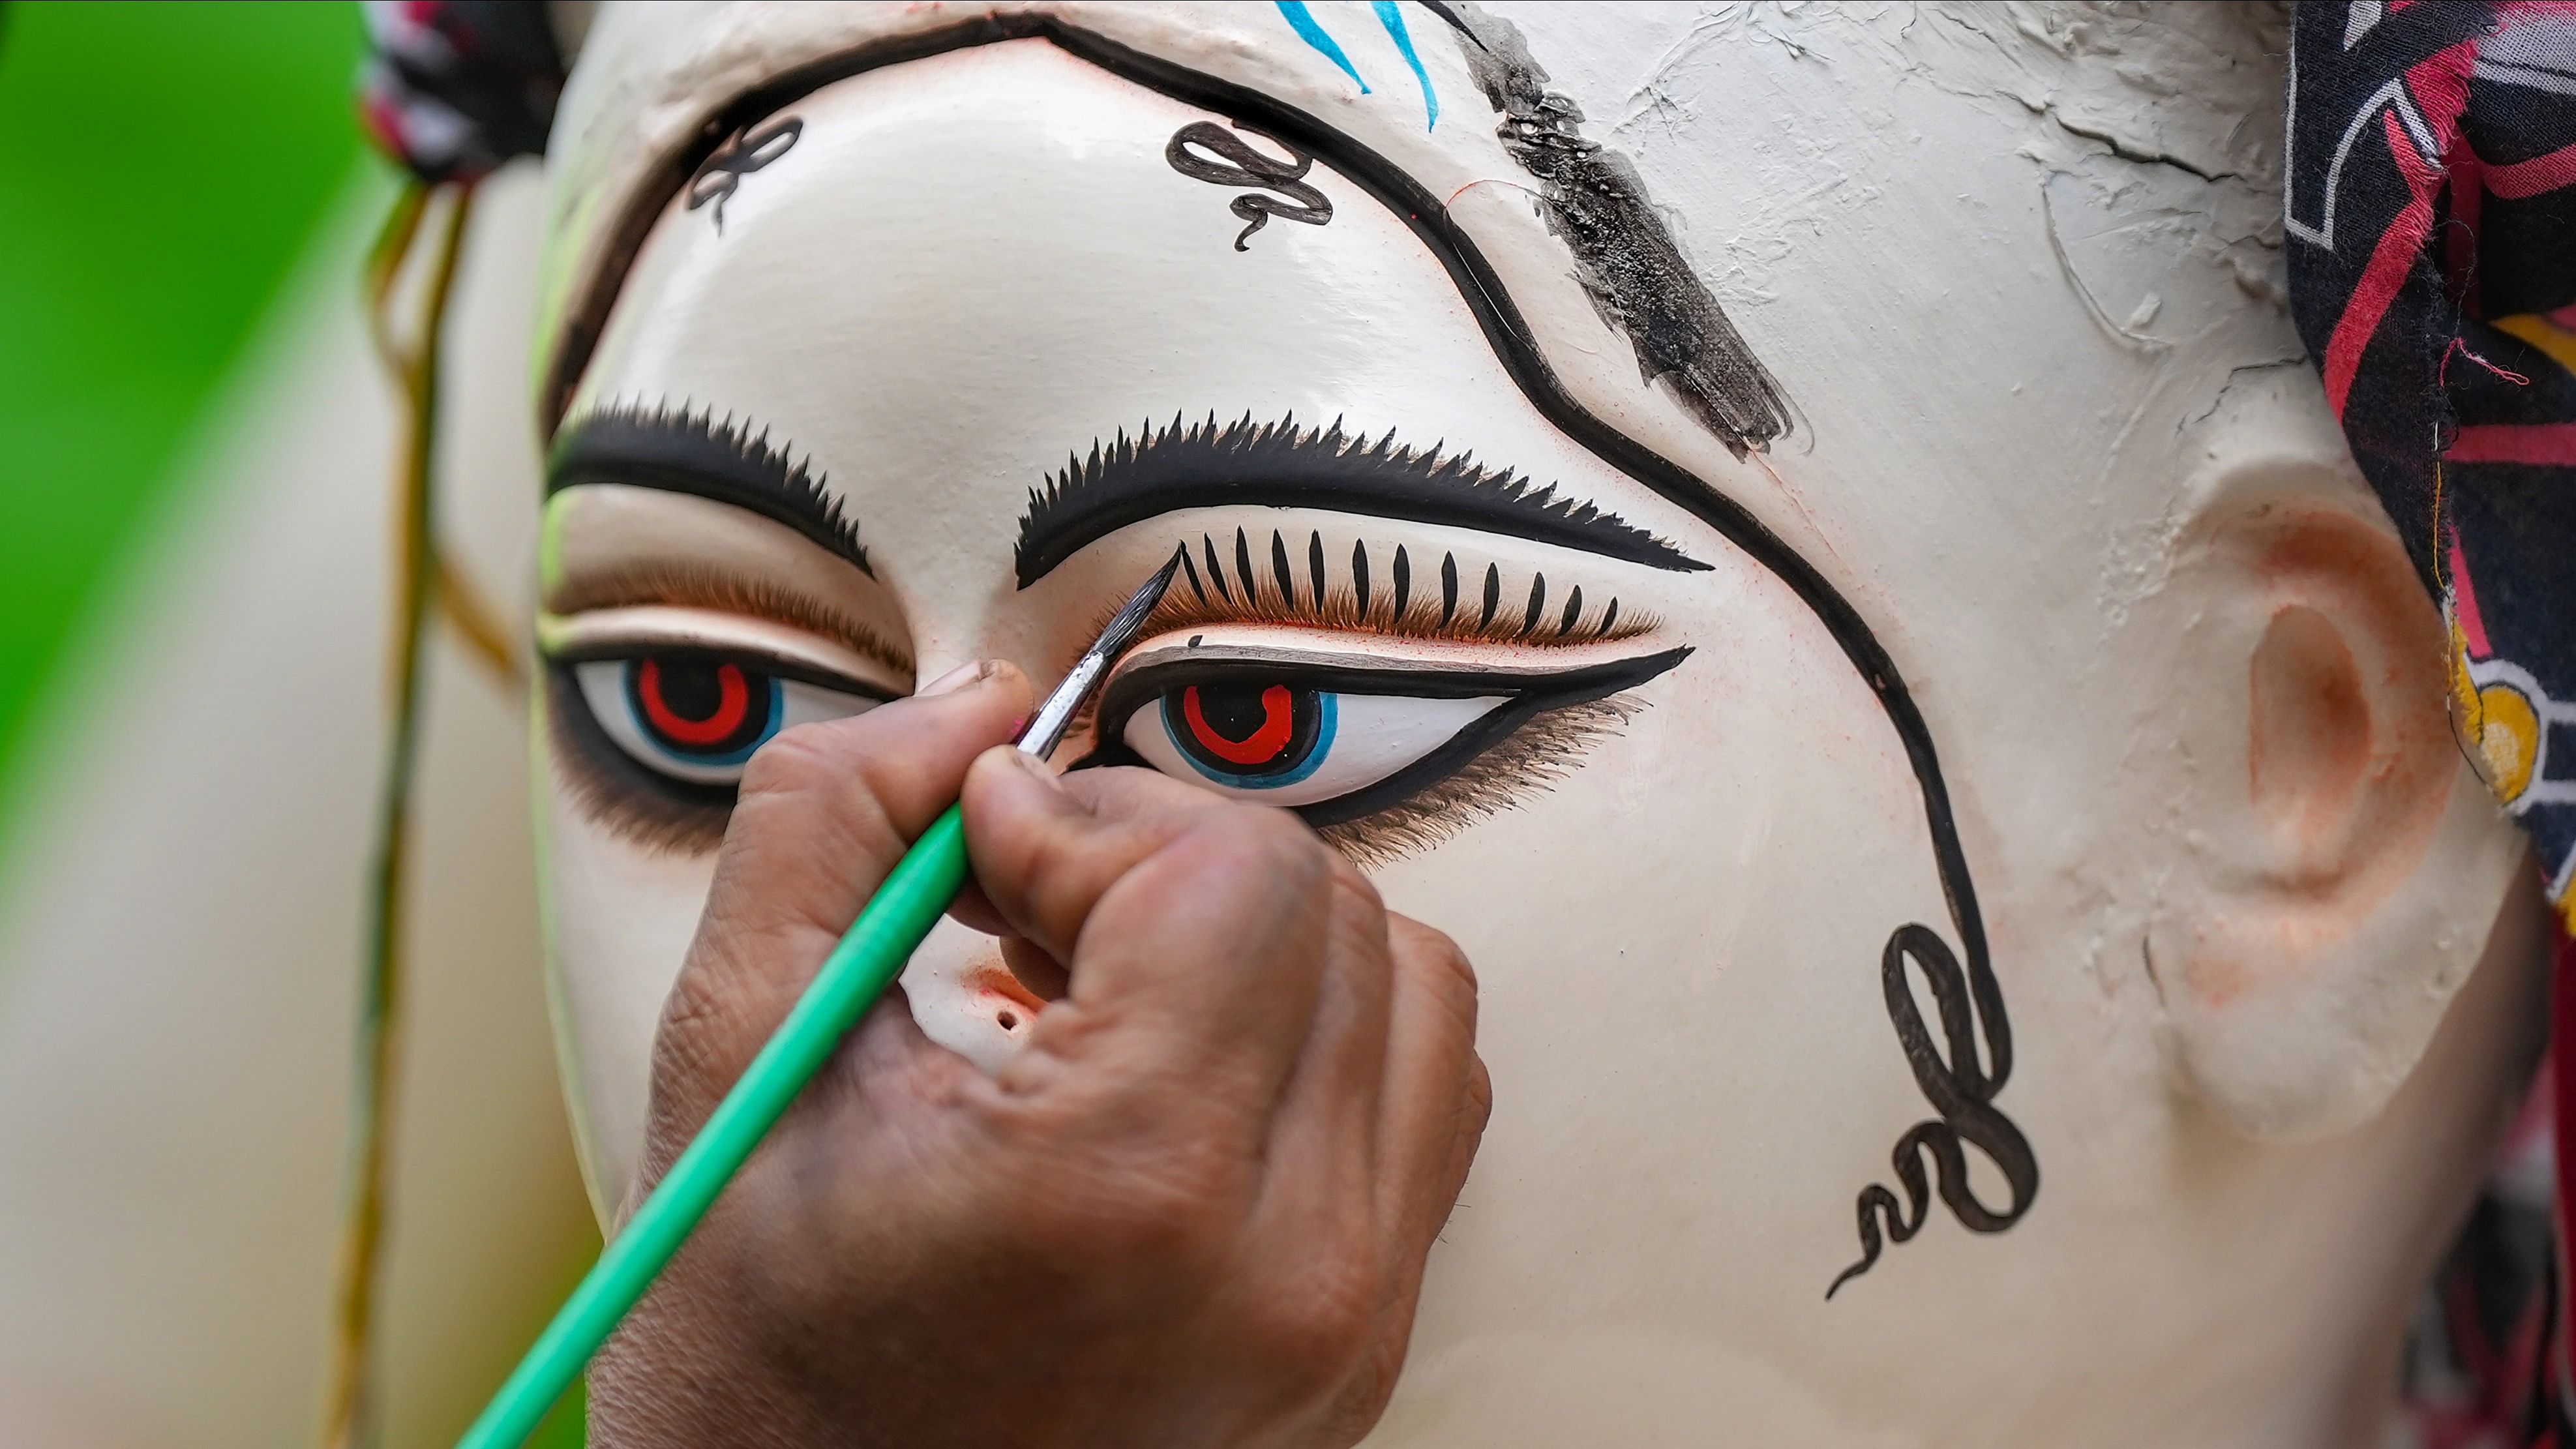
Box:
528;3;2554;1441
542;23;1981;1373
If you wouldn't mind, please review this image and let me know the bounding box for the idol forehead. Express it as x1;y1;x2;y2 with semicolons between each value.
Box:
556;44;1718;593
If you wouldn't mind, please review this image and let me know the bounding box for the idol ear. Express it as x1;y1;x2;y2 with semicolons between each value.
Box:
2142;436;2529;1141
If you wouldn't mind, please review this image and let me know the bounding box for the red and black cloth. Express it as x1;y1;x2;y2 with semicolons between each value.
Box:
357;0;560;186
2288;3;2576;1444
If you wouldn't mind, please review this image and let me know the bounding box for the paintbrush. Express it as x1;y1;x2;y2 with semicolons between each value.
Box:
458;548;1186;1448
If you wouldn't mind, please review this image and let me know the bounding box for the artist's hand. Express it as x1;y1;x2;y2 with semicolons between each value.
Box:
590;660;1490;1449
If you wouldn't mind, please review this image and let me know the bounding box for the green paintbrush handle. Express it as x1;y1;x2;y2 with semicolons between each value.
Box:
457;803;971;1449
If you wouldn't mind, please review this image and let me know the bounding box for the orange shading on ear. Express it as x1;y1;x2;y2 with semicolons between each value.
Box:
2208;505;2455;1000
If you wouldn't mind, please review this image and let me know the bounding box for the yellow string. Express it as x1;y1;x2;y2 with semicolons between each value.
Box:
319;178;477;1449
437;546;525;689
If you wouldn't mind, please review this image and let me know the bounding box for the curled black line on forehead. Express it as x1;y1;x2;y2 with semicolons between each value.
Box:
1014;411;1707;586
548;399;870;575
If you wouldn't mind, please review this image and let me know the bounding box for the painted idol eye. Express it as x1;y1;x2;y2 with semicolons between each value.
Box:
1094;646;1691;831
571;653;880;785
1128;681;1500;804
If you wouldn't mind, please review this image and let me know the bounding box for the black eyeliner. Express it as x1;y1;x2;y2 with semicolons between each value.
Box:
1084;646;1693;829
540;639;894;702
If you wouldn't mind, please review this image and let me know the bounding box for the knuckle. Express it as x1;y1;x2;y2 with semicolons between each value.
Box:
654;964;736;1064
1008;1126;1242;1279
741;724;911;869
1321;848;1384;914
1464;1053;1496;1129
1227;807;1340;895
1253;1257;1385;1388
1400;920;1478;996
734;721;838;802
1319;1341;1409;1445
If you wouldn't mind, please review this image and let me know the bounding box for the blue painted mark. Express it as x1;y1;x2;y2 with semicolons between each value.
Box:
1275;1;1371;94
1372;1;1439;129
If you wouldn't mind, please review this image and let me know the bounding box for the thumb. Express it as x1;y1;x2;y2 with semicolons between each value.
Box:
649;659;1031;1140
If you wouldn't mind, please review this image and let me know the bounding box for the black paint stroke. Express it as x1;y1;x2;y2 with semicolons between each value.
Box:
548;398;866;573
1440;552;1460;625
1094;645;1692;828
537;14;2030;1296
1825;925;2039;1298
1203;534;1231;603
1015;411;1703;586
1478;563;1501;629
1165;119;1332;250
1191;532;1624;645
1438;8;1789;456
686;116;803;233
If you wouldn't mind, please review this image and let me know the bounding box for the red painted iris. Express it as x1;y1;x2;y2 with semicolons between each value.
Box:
629;657;773;756
1167;681;1323;780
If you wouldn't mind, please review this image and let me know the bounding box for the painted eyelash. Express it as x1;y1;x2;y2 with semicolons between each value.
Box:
1016;410;1702;583
556;396;866;569
1159;526;1653;644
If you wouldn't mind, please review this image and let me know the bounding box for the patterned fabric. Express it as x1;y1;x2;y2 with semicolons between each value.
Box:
357;0;563;185
2286;0;2576;930
2286;4;2576;1444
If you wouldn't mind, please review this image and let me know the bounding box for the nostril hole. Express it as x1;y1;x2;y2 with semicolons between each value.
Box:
996;1010;1021;1031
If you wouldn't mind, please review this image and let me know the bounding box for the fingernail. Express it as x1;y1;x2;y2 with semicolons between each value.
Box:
918;660;992;698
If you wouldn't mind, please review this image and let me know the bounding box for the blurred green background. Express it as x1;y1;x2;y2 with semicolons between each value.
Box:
0;0;363;798
0;5;583;1443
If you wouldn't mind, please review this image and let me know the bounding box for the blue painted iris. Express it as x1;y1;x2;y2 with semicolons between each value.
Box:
1163;681;1336;788
573;655;879;786
628;657;780;764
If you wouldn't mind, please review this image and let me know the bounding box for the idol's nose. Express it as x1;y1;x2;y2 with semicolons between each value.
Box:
897;915;1048;1074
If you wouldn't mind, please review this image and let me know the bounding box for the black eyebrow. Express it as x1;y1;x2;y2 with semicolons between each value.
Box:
548;400;869;573
1013;411;1707;586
